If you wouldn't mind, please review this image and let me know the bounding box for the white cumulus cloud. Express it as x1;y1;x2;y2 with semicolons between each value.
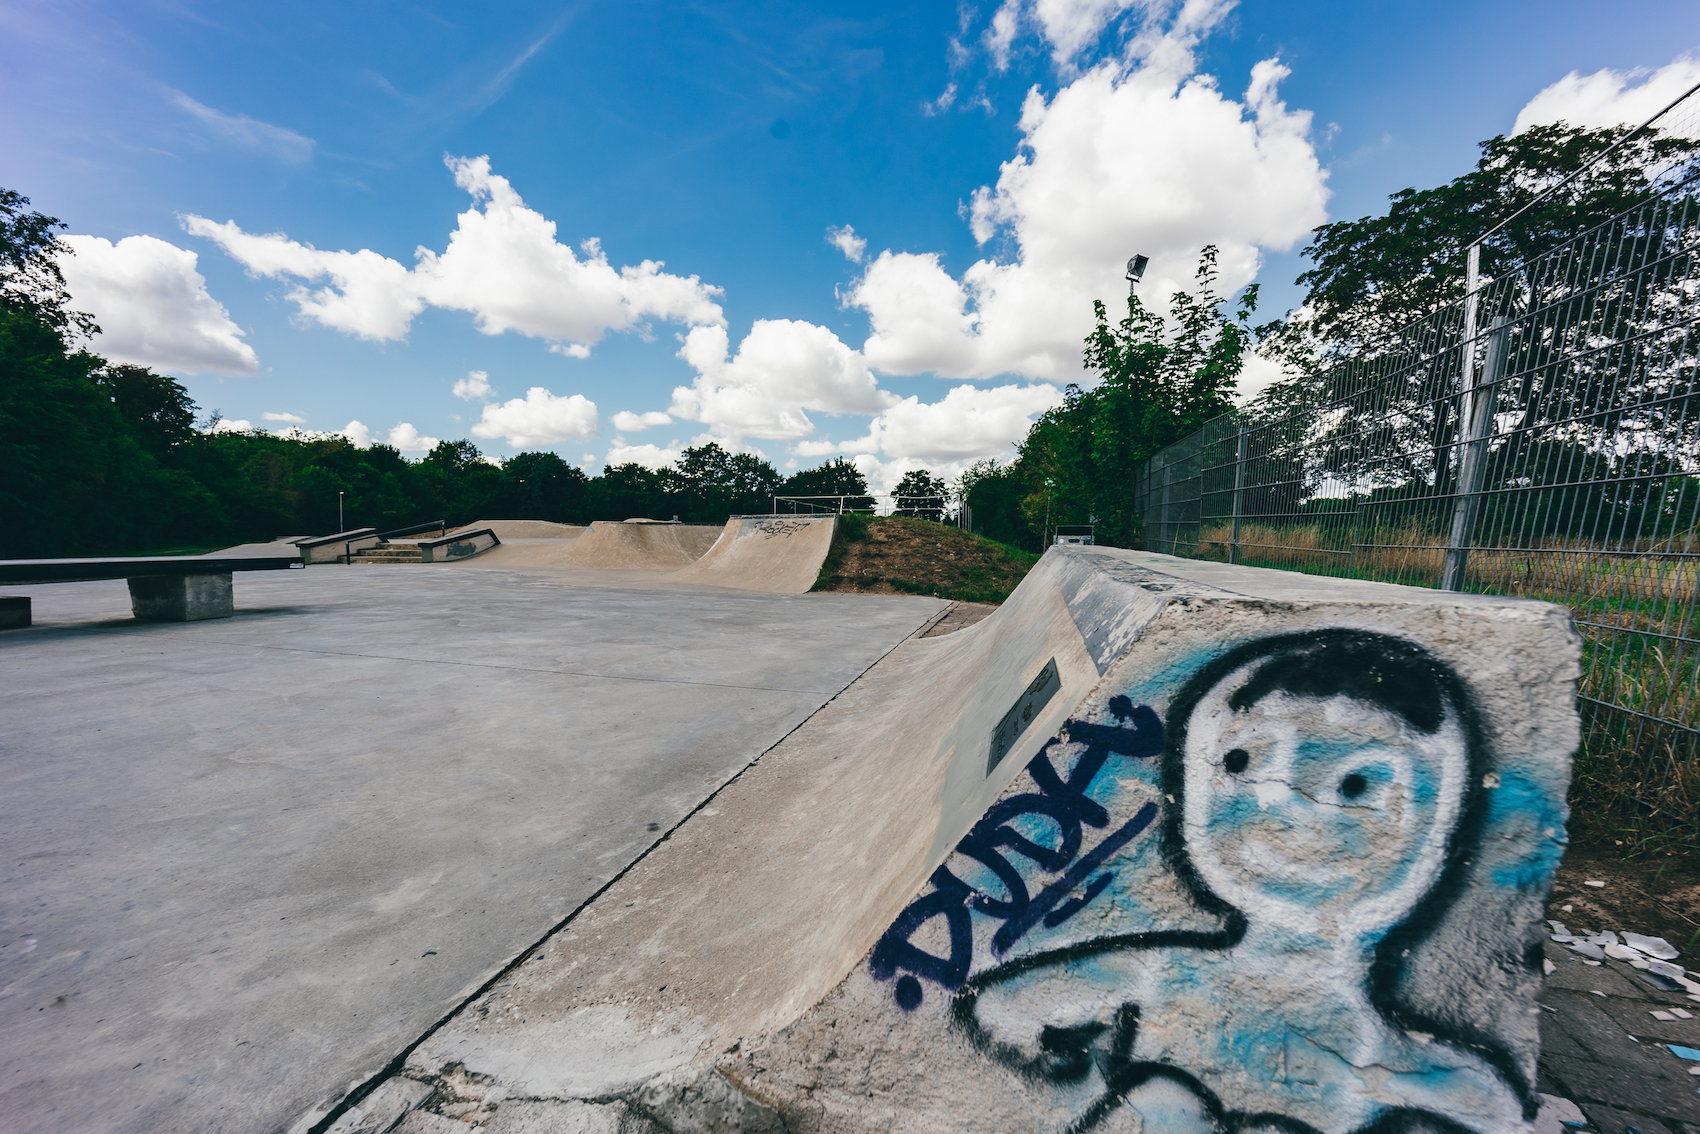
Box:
339;420;441;451
795;381;1062;467
206;418;253;433
1515;54;1700;136
669;320;896;442
453;370;493;401
604;439;690;470
612;410;674;431
844;9;1327;383
58;234;259;375
182;155;725;351
826;225;867;263
385;423;440;451
263;411;306;424
470;387;600;448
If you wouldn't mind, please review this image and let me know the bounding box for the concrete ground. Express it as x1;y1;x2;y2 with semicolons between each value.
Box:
0;567;945;1134
1539;936;1700;1132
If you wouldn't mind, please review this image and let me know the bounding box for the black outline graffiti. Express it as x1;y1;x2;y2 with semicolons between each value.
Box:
870;696;1165;1011
947;629;1538;1134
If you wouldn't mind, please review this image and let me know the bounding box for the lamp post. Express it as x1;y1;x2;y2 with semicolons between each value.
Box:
1125;254;1149;295
339;491;344;531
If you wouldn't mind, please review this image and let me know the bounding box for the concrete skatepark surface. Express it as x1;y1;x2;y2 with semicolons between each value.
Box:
368;548;1584;1133
0;566;946;1133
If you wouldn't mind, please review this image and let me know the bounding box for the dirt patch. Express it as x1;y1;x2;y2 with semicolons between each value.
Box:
812;516;1039;604
920;601;1000;637
1552;830;1700;959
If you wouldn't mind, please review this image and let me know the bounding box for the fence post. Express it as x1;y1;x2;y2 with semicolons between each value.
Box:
1229;423;1248;565
1159;458;1174;554
1442;300;1507;592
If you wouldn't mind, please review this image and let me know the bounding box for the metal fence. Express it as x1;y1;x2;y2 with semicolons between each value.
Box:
1137;85;1700;826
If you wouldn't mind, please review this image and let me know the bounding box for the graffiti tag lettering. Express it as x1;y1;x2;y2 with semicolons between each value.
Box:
871;696;1163;1010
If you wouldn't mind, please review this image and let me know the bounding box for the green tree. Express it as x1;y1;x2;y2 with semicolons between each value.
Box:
500;451;589;521
1265;122;1700;369
778;458;873;512
0;189;94;336
1010;246;1256;547
893;468;949;521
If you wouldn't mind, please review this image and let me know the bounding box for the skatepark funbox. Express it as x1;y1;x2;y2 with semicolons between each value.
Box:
347;545;1580;1134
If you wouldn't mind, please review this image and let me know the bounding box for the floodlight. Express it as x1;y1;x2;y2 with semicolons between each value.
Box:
1125;254;1149;291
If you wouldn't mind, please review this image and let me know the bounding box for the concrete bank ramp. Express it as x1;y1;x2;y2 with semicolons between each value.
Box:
668;514;835;594
363;547;1579;1134
448;519;586;540
552;521;724;568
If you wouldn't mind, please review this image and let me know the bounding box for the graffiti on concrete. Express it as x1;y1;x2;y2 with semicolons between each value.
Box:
871;695;1165;1011
752;519;812;539
876;629;1544;1133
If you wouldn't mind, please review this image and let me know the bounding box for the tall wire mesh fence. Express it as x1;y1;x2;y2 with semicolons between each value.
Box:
1137;85;1700;838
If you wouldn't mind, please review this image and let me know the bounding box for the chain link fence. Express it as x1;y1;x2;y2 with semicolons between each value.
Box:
1137;84;1700;838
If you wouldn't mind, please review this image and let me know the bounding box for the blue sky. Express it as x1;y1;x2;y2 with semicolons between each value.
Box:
4;0;1698;489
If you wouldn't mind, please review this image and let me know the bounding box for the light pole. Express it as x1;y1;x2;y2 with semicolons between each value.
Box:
1125;254;1148;295
338;491;344;531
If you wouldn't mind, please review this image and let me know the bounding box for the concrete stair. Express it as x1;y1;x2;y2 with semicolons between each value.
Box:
350;543;422;564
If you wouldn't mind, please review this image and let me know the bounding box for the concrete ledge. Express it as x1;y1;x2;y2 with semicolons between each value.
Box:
385;547;1580;1134
418;528;499;563
128;573;234;621
0;595;29;629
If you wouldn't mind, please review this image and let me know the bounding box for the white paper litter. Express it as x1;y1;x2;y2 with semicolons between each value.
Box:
1623;932;1680;960
1605;943;1644;961
1584;879;1607;887
1653;1010;1677;1021
1544;960;1556;975
1648;959;1688;981
1570;942;1607;960
1674;1008;1694;1019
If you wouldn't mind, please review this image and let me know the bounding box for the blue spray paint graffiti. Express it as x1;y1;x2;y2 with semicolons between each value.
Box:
922;629;1546;1134
870;695;1164;1011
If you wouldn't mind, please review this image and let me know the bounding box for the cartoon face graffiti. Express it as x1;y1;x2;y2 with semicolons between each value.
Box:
1180;640;1470;942
873;630;1537;1134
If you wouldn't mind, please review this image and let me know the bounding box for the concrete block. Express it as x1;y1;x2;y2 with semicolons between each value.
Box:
419;528;499;563
0;594;29;628
127;573;233;620
745;553;1582;1131
404;548;1582;1134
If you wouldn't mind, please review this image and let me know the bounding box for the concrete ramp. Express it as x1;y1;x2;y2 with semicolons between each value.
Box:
668;514;836;594
549;521;724;568
368;546;1579;1134
449;519;585;540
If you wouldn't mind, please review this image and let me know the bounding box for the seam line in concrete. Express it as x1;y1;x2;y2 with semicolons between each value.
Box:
302;603;943;1134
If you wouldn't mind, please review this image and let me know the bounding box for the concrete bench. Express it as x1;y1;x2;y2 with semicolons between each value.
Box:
0;555;301;624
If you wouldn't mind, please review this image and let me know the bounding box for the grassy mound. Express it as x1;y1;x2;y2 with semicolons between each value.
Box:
812;515;1039;604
